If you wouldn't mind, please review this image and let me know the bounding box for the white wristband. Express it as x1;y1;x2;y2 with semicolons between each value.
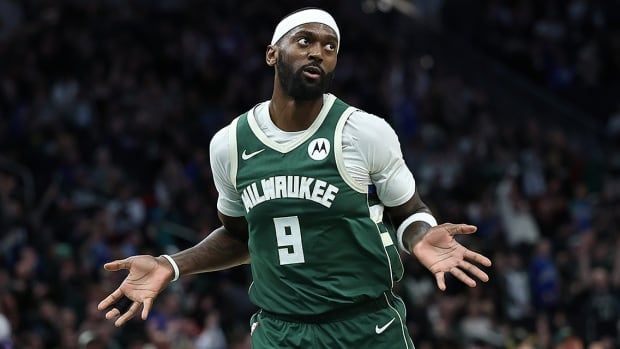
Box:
396;212;438;254
160;254;180;282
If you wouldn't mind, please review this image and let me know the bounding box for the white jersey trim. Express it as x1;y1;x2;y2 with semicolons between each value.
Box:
335;107;367;193
367;197;394;290
369;204;384;224
384;293;412;349
210;95;418;217
228;117;240;191
247;94;336;154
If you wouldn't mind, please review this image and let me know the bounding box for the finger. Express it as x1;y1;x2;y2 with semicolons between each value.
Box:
458;260;489;282
449;267;476;287
98;288;123;311
105;308;120;320
142;298;153;320
115;301;140;327
104;259;131;271
464;249;492;267
447;224;477;236
435;272;446;291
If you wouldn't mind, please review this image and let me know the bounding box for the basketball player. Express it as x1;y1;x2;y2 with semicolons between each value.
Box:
98;8;492;348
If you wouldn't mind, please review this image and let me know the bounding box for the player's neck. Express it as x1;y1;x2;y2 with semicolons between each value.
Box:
269;88;324;132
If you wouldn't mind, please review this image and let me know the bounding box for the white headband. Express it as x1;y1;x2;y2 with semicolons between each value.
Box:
271;8;340;52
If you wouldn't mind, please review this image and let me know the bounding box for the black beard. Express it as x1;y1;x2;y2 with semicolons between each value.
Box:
276;56;334;101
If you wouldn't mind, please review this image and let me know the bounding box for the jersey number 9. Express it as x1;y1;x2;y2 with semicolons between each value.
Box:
273;216;305;265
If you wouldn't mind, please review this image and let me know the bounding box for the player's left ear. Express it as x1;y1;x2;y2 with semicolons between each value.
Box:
266;45;278;67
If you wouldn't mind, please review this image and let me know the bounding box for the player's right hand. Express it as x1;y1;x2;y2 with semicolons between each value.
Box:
97;255;174;327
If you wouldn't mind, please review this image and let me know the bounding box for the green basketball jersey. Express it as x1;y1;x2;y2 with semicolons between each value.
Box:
231;94;404;315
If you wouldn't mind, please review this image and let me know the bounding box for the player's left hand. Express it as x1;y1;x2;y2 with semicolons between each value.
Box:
412;223;492;291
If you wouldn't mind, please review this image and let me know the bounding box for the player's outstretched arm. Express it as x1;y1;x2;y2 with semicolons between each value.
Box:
98;214;249;327
168;214;250;275
386;191;492;291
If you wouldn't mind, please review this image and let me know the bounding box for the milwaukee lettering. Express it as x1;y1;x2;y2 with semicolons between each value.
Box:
241;176;339;212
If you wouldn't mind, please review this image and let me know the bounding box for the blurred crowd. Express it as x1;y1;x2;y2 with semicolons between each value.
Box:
0;1;619;349
443;0;620;117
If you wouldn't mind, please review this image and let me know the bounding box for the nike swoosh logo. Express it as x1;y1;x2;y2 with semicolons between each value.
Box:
375;318;395;334
242;149;265;160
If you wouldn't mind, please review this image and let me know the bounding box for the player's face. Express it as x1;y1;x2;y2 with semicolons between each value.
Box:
273;23;338;100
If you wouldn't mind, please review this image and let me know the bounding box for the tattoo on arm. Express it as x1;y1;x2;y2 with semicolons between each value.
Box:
171;227;250;276
170;214;250;276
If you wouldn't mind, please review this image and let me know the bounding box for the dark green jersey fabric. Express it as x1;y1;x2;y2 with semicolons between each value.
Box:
233;95;403;315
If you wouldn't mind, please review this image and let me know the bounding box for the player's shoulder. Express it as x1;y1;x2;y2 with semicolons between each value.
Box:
209;116;240;159
210;102;265;151
210;122;231;149
344;109;397;141
348;109;389;125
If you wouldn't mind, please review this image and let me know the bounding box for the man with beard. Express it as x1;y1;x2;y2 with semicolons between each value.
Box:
98;8;492;348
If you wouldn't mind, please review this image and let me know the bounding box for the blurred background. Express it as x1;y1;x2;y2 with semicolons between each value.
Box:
0;0;619;348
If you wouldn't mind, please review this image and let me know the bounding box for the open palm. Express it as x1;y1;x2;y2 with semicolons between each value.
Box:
412;223;492;291
97;255;174;327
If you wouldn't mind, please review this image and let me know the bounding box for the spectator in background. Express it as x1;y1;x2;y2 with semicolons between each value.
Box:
0;1;617;347
584;268;619;343
459;298;504;347
196;311;227;349
530;240;560;311
497;173;541;247
503;252;533;323
454;0;620;118
0;309;11;349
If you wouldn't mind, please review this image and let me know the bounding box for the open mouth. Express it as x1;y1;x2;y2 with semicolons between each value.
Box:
302;66;323;80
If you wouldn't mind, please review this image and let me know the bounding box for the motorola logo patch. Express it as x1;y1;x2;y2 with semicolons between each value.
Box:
308;138;330;161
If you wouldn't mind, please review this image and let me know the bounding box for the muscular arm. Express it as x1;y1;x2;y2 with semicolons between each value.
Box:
385;189;433;254
164;122;254;276
386;187;491;290
169;213;250;276
347;111;432;253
